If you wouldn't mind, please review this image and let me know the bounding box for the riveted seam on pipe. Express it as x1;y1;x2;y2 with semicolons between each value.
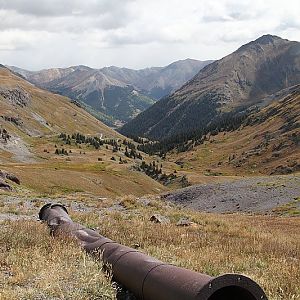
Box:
99;241;119;249
110;250;140;267
141;263;169;300
47;215;71;224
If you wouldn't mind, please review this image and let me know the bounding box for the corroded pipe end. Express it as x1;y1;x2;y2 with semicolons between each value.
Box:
38;203;52;220
142;264;268;300
38;203;69;221
198;274;267;300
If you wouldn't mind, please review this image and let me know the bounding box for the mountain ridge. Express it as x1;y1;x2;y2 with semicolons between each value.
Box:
120;35;300;140
8;59;212;127
172;83;300;176
0;65;121;163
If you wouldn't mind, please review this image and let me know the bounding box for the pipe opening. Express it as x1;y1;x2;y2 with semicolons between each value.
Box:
208;286;257;300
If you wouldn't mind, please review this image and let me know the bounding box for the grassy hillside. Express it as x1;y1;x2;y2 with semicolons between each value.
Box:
167;86;300;178
0;66;170;196
0;66;119;137
0;133;168;196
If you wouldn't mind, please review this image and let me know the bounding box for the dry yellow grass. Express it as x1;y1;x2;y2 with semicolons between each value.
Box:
0;194;299;299
71;195;300;300
0;220;115;300
0;162;167;197
0;133;168;196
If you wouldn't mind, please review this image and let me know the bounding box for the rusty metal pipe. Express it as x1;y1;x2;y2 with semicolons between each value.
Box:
39;203;268;300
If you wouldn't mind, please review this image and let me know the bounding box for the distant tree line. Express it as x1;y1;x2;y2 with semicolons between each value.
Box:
1;115;22;126
57;132;190;187
58;132;144;161
132;109;250;156
55;148;69;156
59;133;103;149
136;160;190;187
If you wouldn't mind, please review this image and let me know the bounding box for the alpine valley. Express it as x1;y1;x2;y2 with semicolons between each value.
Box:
8;59;212;127
1;34;300;300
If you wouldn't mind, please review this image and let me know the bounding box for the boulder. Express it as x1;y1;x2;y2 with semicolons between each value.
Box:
0;170;20;184
0;87;31;107
6;173;20;185
0;179;12;191
150;214;170;224
176;218;194;226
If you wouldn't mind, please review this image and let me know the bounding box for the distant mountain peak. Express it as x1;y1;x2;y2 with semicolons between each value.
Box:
120;35;300;140
237;34;285;53
254;34;282;44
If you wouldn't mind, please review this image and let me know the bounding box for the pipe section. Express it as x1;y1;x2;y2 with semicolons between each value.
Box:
39;203;268;300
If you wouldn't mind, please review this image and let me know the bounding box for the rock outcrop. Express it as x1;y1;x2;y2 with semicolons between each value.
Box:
0;179;12;191
0;170;21;191
0;86;31;107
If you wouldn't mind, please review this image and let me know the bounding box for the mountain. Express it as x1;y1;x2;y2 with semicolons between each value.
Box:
0;65;169;196
100;59;213;99
0;65;120;162
8;59;212;127
120;35;300;140
0;65;119;137
167;84;300;177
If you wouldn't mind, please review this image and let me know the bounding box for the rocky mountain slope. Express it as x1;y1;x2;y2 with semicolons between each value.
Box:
100;59;213;99
0;65;170;196
0;65;120;162
9;59;211;127
120;35;300;140
163;175;300;213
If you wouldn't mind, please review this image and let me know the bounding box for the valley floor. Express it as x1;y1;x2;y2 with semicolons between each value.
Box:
163;173;300;214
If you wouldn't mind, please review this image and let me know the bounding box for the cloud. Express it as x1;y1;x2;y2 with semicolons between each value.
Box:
0;0;134;32
0;0;299;70
277;19;300;31
0;29;38;51
0;0;134;17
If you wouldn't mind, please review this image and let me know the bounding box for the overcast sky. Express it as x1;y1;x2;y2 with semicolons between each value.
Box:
0;0;299;70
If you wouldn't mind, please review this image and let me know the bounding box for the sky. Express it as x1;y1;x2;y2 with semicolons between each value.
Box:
0;0;299;71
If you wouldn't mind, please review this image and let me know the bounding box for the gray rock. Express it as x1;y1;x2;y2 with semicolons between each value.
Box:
163;174;300;213
0;179;12;191
137;197;151;206
176;218;193;226
0;86;31;107
0;170;20;184
150;214;170;224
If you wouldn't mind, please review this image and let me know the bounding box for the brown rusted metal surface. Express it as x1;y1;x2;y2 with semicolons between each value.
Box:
39;203;268;300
